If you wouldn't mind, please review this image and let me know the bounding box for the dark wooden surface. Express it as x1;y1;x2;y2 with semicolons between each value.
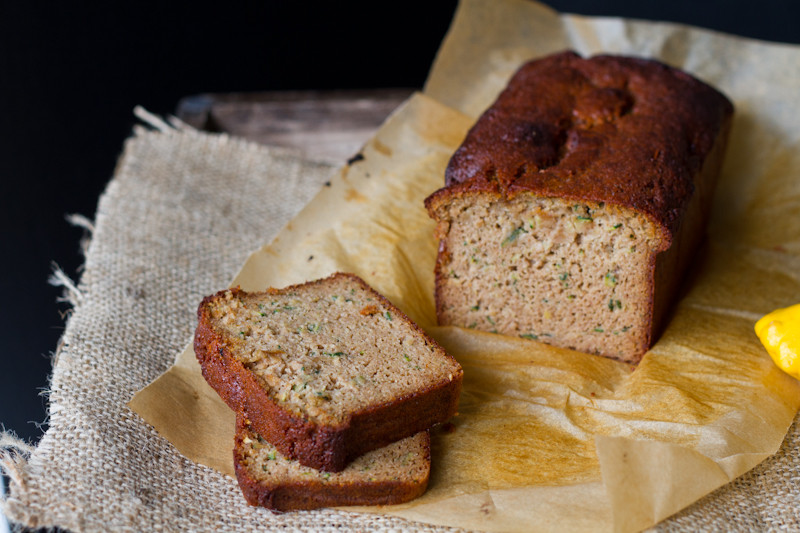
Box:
176;89;413;164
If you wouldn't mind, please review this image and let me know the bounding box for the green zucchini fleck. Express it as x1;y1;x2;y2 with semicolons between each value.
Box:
501;226;528;247
573;205;593;222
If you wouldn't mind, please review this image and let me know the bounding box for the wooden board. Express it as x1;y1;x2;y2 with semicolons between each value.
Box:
176;89;413;165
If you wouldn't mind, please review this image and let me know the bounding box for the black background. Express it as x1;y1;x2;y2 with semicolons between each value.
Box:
0;0;798;457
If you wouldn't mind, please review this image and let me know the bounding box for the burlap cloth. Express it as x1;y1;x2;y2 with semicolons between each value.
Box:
1;106;798;531
0;117;460;532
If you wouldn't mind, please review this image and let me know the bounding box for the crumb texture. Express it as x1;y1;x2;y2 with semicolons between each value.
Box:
436;195;659;360
236;419;429;494
203;274;461;425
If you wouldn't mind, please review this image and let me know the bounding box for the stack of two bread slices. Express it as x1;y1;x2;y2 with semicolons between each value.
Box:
194;273;464;511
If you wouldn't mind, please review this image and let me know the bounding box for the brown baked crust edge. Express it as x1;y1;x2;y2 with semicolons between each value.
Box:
233;417;431;512
646;111;734;354
194;272;463;472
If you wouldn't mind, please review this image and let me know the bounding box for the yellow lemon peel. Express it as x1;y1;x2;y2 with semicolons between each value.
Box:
755;303;800;380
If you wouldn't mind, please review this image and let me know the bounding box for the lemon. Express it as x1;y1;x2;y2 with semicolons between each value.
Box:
755;303;800;380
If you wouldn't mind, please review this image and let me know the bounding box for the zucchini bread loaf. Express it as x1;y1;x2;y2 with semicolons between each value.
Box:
194;272;463;472
234;416;430;511
425;51;733;363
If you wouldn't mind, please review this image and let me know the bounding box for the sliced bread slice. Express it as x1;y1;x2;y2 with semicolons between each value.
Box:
195;272;462;471
234;416;430;511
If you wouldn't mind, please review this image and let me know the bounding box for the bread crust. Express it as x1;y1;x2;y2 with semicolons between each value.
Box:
233;416;431;512
426;51;733;240
194;272;462;472
425;51;734;362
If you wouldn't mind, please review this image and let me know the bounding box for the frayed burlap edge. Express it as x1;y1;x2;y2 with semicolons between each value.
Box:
1;432;36;528
1;204;93;532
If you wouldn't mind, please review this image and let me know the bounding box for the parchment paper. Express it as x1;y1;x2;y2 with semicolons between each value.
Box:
131;1;800;531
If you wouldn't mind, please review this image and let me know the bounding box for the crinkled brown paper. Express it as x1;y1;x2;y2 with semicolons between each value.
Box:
130;1;800;531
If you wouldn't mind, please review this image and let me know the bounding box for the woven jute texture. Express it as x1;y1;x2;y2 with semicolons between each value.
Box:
0;121;461;532
656;417;800;531
2;118;798;532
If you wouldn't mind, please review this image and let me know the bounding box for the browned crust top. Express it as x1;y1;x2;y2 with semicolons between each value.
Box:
426;51;734;246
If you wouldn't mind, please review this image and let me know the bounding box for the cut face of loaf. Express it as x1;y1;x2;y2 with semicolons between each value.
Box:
194;272;463;471
234;416;430;511
425;51;734;364
431;194;663;361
